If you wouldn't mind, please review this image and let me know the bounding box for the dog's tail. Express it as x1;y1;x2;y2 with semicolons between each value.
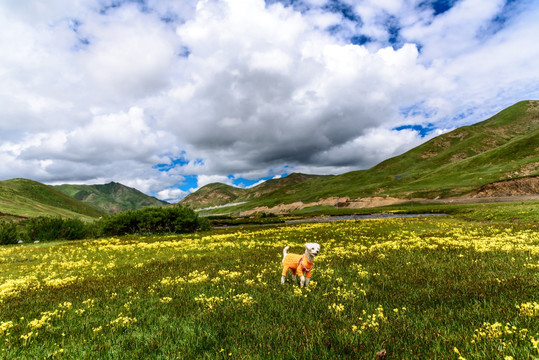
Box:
282;246;290;263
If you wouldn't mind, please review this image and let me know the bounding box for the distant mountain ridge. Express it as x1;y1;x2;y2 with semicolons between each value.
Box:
181;173;324;209
54;182;168;214
182;100;539;212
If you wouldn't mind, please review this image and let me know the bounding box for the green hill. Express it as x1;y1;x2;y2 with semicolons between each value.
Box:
181;173;324;209
318;99;539;200
54;182;169;214
182;183;248;209
182;100;539;212
0;178;105;220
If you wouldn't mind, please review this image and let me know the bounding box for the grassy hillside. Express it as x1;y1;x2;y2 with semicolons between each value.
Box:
54;182;168;214
0;178;104;220
182;183;248;209
182;173;324;209
318;100;539;199
183;100;539;211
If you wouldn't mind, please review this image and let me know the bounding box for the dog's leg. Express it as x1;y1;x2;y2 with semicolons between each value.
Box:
292;274;297;284
281;247;290;285
300;276;305;287
304;277;310;287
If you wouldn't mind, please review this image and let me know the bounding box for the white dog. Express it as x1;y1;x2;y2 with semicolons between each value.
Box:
281;243;320;287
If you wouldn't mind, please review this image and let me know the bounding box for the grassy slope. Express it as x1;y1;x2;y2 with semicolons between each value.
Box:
182;173;325;208
185;100;539;211
297;100;538;200
0;179;104;219
365;100;539;197
55;182;168;214
182;183;248;209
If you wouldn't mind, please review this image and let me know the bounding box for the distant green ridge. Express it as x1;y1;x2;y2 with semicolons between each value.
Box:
0;178;104;219
54;182;168;214
181;173;324;209
182;100;539;211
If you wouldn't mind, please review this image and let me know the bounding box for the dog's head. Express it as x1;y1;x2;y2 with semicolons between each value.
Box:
305;242;320;257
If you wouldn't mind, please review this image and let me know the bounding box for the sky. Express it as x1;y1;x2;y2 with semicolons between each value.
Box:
1;0;538;202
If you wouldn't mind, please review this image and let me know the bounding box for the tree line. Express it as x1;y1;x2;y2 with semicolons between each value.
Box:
0;205;210;245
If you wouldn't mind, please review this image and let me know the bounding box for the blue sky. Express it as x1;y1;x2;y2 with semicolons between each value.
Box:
0;0;538;202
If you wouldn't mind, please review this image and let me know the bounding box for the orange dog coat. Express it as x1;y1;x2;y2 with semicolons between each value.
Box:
282;253;314;278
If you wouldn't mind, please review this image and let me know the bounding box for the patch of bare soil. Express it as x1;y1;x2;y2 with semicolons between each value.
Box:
346;197;409;208
449;153;467;162
469;176;539;198
421;151;438;159
423;176;539;205
240;196;409;216
514;162;539;177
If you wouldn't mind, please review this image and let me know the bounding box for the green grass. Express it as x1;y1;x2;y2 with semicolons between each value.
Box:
1;203;538;359
0;179;104;220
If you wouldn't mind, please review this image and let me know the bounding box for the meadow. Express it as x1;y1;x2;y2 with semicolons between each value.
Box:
1;208;538;359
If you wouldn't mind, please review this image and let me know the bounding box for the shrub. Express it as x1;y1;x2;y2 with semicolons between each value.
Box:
99;211;141;236
99;205;210;236
21;216;88;242
23;217;64;242
0;221;18;245
61;218;89;240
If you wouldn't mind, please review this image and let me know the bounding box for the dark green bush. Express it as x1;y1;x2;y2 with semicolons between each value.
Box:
0;221;19;245
21;216;88;242
99;211;139;236
62;218;90;240
99;205;210;236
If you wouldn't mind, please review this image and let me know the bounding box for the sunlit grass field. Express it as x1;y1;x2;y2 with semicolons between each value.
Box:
1;213;538;359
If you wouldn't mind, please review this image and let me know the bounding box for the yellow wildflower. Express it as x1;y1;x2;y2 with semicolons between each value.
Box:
0;321;14;336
